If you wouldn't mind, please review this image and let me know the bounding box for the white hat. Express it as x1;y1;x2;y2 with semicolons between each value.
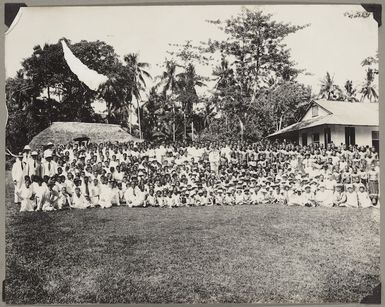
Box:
23;145;31;151
47;142;54;146
44;150;53;158
31;151;38;156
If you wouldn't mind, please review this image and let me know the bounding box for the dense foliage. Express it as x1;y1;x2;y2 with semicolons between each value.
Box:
6;8;377;153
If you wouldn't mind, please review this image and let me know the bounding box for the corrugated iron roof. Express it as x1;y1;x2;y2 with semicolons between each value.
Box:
268;100;379;137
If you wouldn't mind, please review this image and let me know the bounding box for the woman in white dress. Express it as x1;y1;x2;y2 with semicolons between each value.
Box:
99;180;113;209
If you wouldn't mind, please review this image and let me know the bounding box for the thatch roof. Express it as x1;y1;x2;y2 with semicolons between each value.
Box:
29;122;143;149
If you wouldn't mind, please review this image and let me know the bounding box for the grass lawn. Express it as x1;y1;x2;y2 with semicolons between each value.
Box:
4;172;380;304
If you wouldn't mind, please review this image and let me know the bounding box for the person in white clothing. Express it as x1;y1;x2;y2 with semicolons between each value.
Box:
287;189;305;206
71;187;90;209
89;178;101;207
27;151;41;177
314;184;333;207
345;184;359;208
12;153;25;204
42;152;57;178
124;182;135;207
43;142;55;162
357;184;373;208
42;182;59;211
99;182;113;209
110;181;121;206
33;177;49;211
132;185;146;207
145;189;157;207
302;185;316;207
16;176;35;212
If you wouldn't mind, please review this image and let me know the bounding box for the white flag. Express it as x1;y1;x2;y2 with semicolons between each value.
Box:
61;40;108;91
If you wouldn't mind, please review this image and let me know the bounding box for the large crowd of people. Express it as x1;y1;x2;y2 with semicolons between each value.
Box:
11;140;380;212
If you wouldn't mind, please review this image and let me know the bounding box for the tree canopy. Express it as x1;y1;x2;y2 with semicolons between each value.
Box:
6;8;377;152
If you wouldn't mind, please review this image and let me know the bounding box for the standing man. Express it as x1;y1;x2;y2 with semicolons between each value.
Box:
209;144;220;175
43;142;55;162
12;152;25;204
42;151;57;178
22;145;32;176
27;151;42;177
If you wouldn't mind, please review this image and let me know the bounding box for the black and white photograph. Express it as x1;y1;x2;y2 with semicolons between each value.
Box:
4;3;381;304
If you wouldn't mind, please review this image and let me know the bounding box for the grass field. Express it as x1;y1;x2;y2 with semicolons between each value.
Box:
4;172;381;304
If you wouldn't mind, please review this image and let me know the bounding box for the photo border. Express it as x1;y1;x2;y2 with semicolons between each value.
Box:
0;0;383;306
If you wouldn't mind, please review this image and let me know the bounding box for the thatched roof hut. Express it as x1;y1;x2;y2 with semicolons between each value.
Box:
29;122;143;149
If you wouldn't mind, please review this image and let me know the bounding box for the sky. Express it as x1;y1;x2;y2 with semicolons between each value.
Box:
5;5;378;96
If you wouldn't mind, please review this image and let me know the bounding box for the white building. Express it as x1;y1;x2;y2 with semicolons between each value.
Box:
268;100;379;151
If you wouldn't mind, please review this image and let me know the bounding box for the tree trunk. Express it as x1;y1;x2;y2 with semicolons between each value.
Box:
173;103;176;142
128;105;132;134
183;112;186;141
239;117;244;142
251;79;258;104
191;121;194;142
278;114;283;131
137;100;142;139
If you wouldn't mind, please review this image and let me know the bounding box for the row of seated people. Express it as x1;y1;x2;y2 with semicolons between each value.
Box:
16;174;378;212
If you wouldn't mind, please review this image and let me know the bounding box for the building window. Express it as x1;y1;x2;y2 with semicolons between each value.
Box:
312;105;319;117
372;131;379;153
313;133;320;144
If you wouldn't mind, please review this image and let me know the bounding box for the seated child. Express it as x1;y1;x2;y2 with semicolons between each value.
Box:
332;184;347;207
314;184;333;207
345;184;359;208
357;184;373;208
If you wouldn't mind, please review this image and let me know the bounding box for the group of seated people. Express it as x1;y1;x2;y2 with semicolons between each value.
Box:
11;139;380;212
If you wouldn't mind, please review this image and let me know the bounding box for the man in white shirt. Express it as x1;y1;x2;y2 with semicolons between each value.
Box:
42;152;57;178
12;153;25;204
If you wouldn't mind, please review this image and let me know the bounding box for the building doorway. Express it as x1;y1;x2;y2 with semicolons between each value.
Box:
372;131;379;153
345;127;356;146
301;133;307;146
324;127;331;145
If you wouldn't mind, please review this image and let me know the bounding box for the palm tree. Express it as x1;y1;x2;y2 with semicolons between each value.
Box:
98;75;126;123
160;60;179;96
318;72;343;101
343;80;359;102
6;71;35;111
123;53;151;138
177;63;205;140
213;57;233;90
360;68;378;102
159;60;180;141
